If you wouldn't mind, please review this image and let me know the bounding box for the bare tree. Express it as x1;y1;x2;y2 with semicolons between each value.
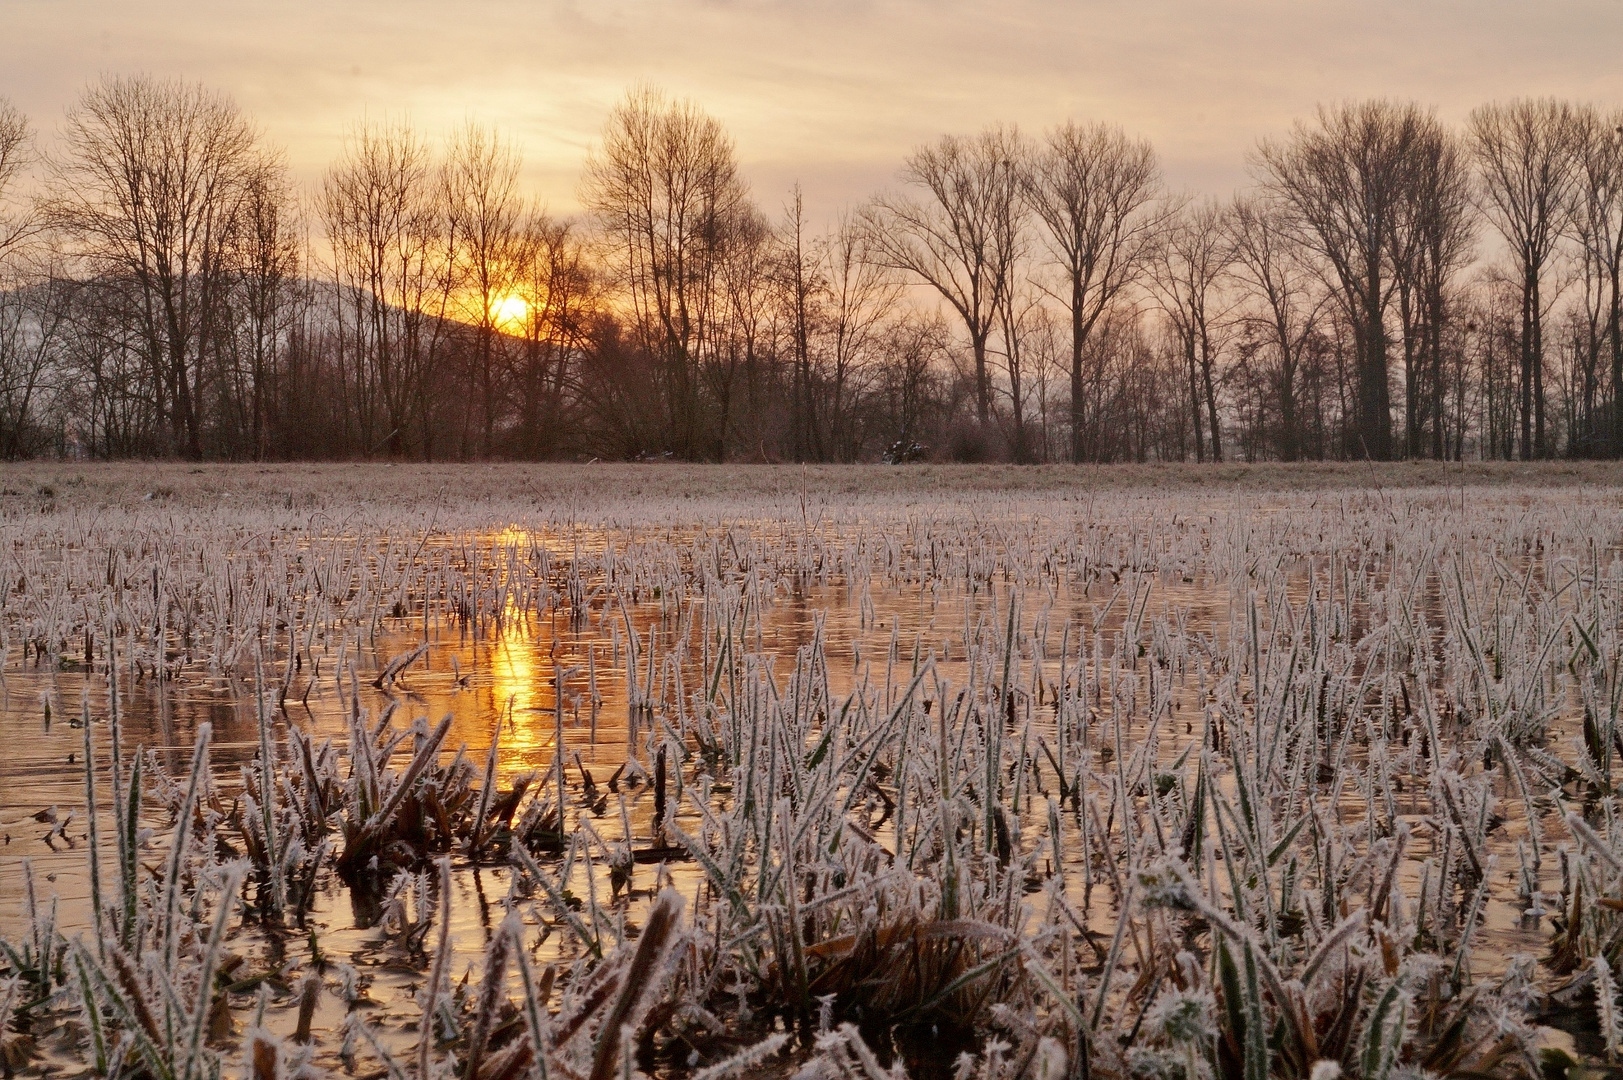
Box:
707;202;772;461
1021;122;1162;462
1389;121;1475;458
227;153;301;459
1151;198;1231;461
1570;107;1623;453
1229;195;1329;461
1022;305;1071;461
1468;99;1581;459
319;119;453;457
582;86;749;460
1259;102;1447;460
873;312;950;453
1467;269;1525;459
780;186;819;460
993;281;1048;461
511;212;595;457
46;76;260;459
815;212;901;461
0;96;60;458
0;266;73;459
445;122;524;456
862;125;1023;428
0;98;34;260
988;159;1039;461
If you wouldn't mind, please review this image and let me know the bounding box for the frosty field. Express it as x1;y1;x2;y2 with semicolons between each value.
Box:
2;462;1622;1080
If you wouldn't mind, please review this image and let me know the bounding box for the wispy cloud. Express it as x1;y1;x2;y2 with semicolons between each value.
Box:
5;0;1620;217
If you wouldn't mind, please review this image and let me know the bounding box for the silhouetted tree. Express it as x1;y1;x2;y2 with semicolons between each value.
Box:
1570;108;1623;454
1229;195;1328;461
814;212;902;461
1392;121;1474;459
319;119;454;458
46;76;262;458
445;122;525;457
1259;101;1440;460
1469;99;1581;459
1151;198;1231;462
1021;122;1162;462
862;125;1023;428
0;98;32;261
582;87;750;460
511;213;595;457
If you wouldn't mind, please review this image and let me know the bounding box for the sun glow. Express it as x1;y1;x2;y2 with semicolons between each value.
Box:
490;293;529;329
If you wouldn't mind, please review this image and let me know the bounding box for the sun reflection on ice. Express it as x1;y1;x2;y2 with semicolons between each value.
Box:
487;626;555;779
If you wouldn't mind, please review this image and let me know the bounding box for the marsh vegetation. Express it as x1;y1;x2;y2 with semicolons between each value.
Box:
1;464;1621;1080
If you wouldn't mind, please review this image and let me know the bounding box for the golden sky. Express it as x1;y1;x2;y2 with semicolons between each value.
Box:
6;1;1622;220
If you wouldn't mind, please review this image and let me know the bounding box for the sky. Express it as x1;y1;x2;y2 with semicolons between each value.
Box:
5;0;1623;222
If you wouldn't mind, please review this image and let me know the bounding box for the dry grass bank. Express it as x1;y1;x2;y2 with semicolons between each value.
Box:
2;458;1621;513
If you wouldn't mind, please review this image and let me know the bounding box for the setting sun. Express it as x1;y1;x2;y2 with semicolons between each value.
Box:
490;292;529;329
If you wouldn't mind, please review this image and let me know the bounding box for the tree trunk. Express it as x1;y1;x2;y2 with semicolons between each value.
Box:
1186;334;1205;464
1612;263;1623;456
1532;269;1546;457
972;330;991;425
1278;355;1298;463
1520;264;1534;460
1360;264;1393;460
1070;274;1086;463
1200;331;1222;463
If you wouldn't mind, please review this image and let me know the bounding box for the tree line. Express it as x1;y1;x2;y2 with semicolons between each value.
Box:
0;77;1620;463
